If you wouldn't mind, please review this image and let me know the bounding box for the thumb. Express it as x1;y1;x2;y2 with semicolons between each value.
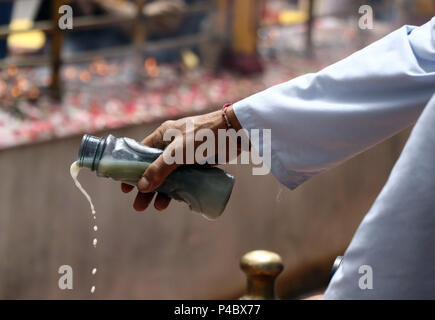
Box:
138;151;180;193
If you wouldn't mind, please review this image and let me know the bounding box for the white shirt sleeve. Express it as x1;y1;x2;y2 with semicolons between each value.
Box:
233;17;435;190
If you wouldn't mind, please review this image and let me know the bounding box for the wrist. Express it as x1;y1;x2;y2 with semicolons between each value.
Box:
225;105;242;131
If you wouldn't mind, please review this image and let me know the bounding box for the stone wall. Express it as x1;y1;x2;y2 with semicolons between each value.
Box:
0;122;410;299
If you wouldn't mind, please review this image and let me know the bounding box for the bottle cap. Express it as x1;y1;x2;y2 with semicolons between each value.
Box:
78;134;106;170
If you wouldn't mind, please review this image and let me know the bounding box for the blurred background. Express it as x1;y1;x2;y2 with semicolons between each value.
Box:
0;0;433;299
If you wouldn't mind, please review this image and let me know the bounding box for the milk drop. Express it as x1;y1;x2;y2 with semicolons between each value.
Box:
93;225;98;231
276;187;283;203
92;268;97;275
91;286;96;294
93;238;98;247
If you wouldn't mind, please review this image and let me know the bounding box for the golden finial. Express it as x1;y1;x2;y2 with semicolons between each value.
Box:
240;250;284;300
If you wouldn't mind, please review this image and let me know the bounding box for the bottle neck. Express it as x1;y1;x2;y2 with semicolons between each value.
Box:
77;134;107;171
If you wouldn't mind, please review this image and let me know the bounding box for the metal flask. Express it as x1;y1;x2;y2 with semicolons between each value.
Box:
77;134;235;219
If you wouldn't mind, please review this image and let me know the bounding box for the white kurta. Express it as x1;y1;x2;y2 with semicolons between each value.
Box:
325;93;435;299
234;18;435;190
233;18;435;299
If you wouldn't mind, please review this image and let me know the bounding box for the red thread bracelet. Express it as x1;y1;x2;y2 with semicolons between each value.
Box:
221;103;233;129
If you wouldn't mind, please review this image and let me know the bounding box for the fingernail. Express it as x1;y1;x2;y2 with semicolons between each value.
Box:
138;177;150;192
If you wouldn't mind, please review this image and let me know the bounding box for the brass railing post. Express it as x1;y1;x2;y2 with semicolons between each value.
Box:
305;0;315;57
134;0;146;82
240;250;284;300
217;0;229;42
50;0;65;100
231;0;259;56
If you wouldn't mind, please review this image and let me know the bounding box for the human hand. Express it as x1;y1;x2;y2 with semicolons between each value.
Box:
122;105;242;212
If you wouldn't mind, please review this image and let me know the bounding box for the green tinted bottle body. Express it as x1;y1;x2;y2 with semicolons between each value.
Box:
78;134;235;219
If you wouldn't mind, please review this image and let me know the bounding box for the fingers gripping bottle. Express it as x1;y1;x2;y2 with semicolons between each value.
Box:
77;134;235;219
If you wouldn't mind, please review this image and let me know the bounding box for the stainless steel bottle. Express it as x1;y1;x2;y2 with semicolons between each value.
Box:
77;134;235;219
